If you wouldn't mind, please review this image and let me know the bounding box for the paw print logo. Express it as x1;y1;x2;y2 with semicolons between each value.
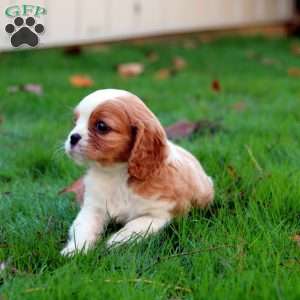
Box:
5;17;44;47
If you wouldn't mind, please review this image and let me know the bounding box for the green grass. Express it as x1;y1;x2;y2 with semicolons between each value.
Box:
1;35;300;299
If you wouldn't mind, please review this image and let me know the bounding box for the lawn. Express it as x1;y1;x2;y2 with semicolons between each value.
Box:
0;35;300;300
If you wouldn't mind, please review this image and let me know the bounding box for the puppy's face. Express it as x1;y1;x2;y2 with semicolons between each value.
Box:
65;89;167;178
65;91;133;165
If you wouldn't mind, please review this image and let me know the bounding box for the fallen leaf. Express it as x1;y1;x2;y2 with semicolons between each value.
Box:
165;121;197;140
7;83;43;95
147;51;159;62
291;43;300;56
165;120;221;140
0;115;3;124
154;68;171;80
288;67;300;77
59;178;84;206
231;101;247;112
173;56;187;71
118;63;144;78
70;75;94;87
64;46;82;55
211;80;221;92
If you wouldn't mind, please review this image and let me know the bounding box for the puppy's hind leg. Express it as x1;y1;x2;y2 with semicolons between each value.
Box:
106;216;170;248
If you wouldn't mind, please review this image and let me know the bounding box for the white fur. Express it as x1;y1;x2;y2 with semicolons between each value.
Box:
61;163;174;255
62;164;174;255
62;89;174;256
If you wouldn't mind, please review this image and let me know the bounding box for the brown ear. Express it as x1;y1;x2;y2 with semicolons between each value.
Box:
128;120;167;180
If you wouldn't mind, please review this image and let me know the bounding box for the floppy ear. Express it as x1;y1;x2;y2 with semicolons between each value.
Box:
128;120;167;180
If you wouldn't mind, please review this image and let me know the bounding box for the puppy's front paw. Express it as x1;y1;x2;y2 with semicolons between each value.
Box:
60;239;96;256
60;243;78;257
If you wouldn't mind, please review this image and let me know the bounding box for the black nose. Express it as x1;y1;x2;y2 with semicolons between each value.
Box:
70;133;81;146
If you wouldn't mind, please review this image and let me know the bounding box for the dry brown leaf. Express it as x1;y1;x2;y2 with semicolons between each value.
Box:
118;63;144;78
70;75;94;87
64;46;82;55
288;67;300;77
211;80;221;92
165;119;221;140
59;178;85;206
165;121;198;140
173;56;187;71
154;68;171;80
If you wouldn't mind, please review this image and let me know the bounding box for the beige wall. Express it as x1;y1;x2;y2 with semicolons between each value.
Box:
0;0;294;51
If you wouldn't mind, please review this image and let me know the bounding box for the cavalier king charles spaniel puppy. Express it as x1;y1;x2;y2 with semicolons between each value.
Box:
61;89;213;256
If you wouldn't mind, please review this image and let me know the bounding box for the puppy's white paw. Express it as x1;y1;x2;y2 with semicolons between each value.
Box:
60;243;78;257
61;239;96;256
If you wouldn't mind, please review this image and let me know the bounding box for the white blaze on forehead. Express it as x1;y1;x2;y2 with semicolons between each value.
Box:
75;89;132;119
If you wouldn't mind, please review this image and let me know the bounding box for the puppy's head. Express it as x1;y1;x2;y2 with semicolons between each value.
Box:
65;89;167;179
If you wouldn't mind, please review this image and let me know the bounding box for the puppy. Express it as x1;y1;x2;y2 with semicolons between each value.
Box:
61;89;213;255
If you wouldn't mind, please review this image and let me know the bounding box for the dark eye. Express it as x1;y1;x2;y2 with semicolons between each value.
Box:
96;121;111;134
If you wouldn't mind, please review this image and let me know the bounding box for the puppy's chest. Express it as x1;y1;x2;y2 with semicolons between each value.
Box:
85;170;158;222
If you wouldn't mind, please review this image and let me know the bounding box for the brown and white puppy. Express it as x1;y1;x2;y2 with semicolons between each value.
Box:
61;89;213;255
